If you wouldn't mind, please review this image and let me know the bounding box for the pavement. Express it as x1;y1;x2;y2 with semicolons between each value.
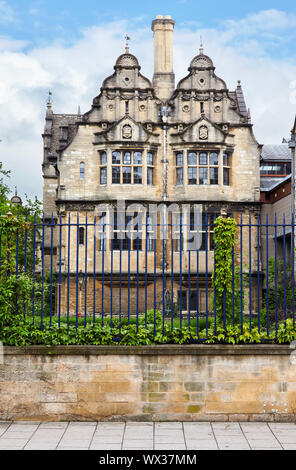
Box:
0;421;296;450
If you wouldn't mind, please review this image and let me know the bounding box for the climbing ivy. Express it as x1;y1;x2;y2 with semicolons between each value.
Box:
212;216;237;326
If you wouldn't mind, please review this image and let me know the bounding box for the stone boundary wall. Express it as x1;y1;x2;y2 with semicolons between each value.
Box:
0;345;296;422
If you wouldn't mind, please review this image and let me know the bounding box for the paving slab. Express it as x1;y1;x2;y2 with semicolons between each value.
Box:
0;421;295;450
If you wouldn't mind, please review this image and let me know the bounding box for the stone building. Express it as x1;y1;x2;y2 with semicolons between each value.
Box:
42;15;261;316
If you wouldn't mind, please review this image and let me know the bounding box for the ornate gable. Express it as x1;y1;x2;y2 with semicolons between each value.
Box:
94;115;158;144
172;116;229;144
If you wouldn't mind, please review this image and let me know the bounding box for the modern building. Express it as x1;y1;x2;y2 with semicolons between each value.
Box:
42;15;261;316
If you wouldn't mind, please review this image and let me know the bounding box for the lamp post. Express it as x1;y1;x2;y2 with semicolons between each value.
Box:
289;132;296;217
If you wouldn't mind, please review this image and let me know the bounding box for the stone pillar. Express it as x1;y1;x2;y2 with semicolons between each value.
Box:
209;92;214;121
134;91;139;121
115;90;120;120
151;15;175;101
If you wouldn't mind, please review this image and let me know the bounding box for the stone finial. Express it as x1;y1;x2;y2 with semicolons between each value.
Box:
247;108;251;123
199;35;204;55
237;80;241;87
46;91;52;110
124;34;130;53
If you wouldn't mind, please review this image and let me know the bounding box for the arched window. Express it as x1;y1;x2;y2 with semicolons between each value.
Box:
79;227;85;245
80;162;85;180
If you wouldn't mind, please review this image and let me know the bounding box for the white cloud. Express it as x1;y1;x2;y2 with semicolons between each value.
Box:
0;12;296;202
224;9;296;34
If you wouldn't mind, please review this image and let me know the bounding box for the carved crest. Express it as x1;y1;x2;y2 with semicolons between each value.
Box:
122;124;132;140
199;125;208;140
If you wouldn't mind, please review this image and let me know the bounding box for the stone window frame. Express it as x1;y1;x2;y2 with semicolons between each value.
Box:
99;151;107;185
187;150;219;186
147;151;155;186
223;152;231;186
80;162;85;180
175;152;184;185
173;211;217;253
111;149;143;185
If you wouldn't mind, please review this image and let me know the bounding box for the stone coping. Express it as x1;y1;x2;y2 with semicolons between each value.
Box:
2;344;292;356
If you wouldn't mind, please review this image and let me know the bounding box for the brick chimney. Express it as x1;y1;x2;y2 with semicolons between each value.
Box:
151;15;175;101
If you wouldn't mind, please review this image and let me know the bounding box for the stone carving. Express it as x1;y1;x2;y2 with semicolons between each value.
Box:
196;93;209;101
183;105;189;113
199;125;208;140
139;104;146;111
122;124;132;139
190;55;213;68
182;93;191;101
117;55;138;67
214;105;221;113
214;93;223;101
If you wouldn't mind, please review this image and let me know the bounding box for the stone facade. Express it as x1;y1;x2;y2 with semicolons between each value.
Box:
1;346;295;422
42;15;261;316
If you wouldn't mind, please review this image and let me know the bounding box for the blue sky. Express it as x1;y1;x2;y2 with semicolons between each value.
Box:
0;1;296;199
2;0;296;56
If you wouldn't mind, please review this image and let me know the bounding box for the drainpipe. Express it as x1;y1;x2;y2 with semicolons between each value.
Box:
160;106;170;297
289;132;296;260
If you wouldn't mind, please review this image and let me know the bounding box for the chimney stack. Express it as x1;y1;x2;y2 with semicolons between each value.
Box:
151;15;175;101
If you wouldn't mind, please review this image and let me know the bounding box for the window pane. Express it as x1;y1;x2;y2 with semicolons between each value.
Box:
147;152;154;165
188;152;197;165
223;167;230;185
176;167;183;185
112;166;120;183
100;167;107;184
133;237;142;251
123;151;131;164
80;162;85;179
147;167;153;185
123;166;131;184
134;151;142;164
133;166;142;184
147;235;154;252
199;167;208;185
210;152;218;165
112;151;121;164
223;153;230;166
200;232;206;251
79;227;84;245
188;167;197;185
176;153;183;166
199;152;208;165
100;152;107;165
210;167;218;184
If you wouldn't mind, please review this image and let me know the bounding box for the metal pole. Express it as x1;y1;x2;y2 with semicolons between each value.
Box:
290;131;295;264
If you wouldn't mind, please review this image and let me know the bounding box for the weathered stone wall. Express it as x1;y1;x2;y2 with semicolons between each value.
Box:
0;345;295;422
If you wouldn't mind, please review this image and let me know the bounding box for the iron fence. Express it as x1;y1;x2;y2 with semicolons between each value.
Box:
0;211;295;338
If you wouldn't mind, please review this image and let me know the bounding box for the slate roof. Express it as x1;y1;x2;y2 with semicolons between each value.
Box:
234;85;248;120
261;144;291;161
43;110;79;163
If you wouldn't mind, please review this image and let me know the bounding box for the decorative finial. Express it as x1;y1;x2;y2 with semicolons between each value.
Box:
199;35;204;55
15;186;17;196
237;80;241;87
77;105;81;116
124;34;130;53
247;108;251;123
46;90;52;109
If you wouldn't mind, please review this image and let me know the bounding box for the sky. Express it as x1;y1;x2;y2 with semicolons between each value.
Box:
0;0;296;201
